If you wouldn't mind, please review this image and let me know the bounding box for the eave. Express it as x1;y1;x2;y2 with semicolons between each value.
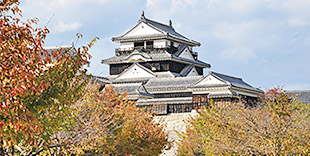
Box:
112;34;201;47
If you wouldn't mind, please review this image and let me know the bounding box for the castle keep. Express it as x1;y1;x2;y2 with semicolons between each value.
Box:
101;12;262;114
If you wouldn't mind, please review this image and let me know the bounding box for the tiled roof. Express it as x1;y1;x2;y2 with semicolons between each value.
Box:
113;83;153;97
102;50;171;64
174;44;187;57
190;71;262;94
171;55;211;68
180;65;195;76
112;13;200;46
112;78;150;84
102;50;211;68
154;71;177;78
103;71;262;99
145;76;203;90
124;49;151;60
93;76;111;84
144;18;188;41
211;71;262;92
286;90;310;104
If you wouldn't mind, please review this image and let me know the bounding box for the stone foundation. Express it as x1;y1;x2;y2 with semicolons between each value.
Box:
153;110;198;156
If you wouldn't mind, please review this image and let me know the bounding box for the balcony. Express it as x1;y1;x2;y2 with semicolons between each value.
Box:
137;102;207;115
115;45;171;55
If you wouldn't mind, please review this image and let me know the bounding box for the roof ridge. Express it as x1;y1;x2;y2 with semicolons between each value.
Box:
149;75;202;80
180;64;195;76
144;17;172;29
113;13;201;46
210;71;242;80
174;44;188;57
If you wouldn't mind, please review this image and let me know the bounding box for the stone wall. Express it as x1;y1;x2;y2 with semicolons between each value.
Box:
153;110;198;156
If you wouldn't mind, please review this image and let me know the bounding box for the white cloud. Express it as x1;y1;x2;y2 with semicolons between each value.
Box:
53;21;82;33
213;22;254;44
282;0;310;15
288;18;310;27
282;0;310;27
90;0;107;5
222;0;262;13
146;0;198;8
219;46;257;63
18;0;310;90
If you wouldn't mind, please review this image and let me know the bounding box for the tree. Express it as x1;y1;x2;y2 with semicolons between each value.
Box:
1;1;169;155
1;1;96;154
48;84;171;155
177;88;310;155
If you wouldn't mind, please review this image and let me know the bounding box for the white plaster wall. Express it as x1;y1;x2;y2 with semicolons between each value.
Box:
167;41;180;47
196;75;226;86
120;42;134;49
126;23;161;37
174;42;180;47
187;68;199;77
179;48;195;60
117;64;155;79
154;39;167;48
154;110;199;156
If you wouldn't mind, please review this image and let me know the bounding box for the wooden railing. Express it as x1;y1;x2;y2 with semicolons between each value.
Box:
137;102;207;115
115;45;168;52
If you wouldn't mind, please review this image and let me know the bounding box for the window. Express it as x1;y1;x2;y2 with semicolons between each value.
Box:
192;94;208;106
146;41;153;46
134;42;144;48
154;92;192;98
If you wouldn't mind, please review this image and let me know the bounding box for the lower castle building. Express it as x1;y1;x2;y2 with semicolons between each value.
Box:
100;12;263;114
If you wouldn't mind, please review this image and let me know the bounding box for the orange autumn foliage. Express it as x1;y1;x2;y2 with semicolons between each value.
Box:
53;84;171;155
1;0;50;145
177;88;310;155
1;1;94;154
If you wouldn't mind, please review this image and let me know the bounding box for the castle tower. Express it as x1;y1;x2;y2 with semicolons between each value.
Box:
102;11;210;77
101;12;262;114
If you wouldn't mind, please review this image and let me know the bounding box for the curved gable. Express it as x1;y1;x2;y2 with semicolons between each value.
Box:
124;51;151;63
116;63;155;80
124;22;163;37
187;67;199;77
178;47;195;60
195;74;227;86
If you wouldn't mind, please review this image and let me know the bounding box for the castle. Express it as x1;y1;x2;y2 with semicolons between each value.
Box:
101;12;263;114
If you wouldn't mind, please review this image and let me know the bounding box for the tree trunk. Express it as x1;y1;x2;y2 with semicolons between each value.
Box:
0;139;4;156
11;145;14;155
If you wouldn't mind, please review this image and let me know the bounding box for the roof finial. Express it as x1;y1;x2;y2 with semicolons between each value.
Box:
139;10;146;23
141;10;145;18
169;20;172;27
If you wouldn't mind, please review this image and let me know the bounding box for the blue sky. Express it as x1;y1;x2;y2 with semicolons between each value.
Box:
19;0;310;91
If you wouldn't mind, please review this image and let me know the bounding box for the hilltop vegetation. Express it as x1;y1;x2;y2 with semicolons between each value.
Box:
177;88;310;155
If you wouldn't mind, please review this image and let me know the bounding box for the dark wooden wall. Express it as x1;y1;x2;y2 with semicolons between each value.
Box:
110;61;203;75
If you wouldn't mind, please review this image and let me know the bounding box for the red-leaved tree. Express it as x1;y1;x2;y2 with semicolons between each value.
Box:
1;1;96;154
